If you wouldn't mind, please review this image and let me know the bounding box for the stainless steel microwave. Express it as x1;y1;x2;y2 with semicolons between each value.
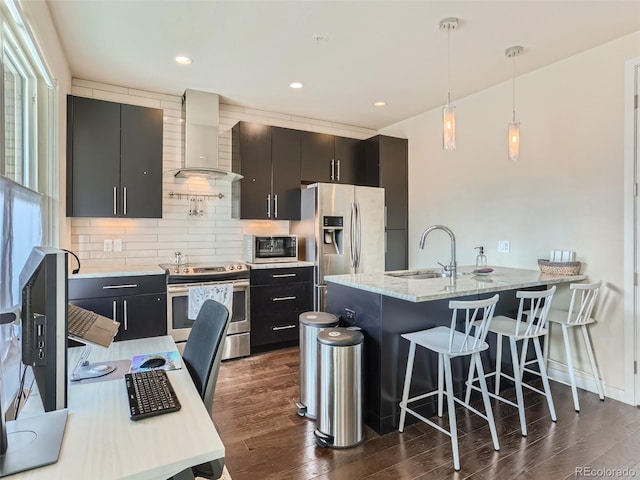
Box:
243;235;298;263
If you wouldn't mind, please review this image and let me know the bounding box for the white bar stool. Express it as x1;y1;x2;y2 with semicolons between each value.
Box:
544;281;604;412
398;294;500;471
465;286;557;437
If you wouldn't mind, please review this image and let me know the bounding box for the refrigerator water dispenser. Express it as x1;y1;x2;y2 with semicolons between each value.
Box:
322;216;343;255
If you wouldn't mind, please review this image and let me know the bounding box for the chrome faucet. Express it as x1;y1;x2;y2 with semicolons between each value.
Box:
419;225;457;278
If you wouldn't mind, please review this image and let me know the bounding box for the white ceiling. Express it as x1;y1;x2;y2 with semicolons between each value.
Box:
45;0;640;130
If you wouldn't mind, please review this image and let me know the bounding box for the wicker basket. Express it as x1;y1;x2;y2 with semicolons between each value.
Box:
538;259;581;275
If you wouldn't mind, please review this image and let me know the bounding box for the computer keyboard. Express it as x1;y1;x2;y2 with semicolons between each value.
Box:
67;303;98;337
124;370;181;421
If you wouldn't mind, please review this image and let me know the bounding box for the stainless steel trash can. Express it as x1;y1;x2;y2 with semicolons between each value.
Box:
296;311;338;419
314;327;364;449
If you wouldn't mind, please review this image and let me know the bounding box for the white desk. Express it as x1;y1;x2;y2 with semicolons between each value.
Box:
16;336;224;480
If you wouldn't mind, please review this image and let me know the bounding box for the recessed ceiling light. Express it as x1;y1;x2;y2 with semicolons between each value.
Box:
373;101;386;107
175;55;192;65
289;82;303;89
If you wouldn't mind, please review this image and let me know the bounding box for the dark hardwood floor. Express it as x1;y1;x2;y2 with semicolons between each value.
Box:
213;347;640;480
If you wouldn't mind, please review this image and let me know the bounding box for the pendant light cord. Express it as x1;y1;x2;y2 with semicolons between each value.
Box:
511;55;516;123
447;27;452;105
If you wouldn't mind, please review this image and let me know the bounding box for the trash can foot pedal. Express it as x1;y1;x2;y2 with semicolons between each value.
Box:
314;429;333;448
295;402;307;417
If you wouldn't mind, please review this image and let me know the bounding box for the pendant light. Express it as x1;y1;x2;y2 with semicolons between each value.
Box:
440;17;458;151
505;46;523;161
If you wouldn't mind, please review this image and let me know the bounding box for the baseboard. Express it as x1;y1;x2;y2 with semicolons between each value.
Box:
546;360;626;404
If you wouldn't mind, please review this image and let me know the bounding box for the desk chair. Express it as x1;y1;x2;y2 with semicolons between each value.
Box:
399;294;500;471
172;299;230;480
544;281;604;412
465;286;556;437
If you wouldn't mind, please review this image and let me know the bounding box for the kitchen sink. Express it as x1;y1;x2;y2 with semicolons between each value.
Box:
385;270;448;280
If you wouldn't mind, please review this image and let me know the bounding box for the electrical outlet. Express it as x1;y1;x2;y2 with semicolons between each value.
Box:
103;239;113;252
345;308;356;322
114;239;123;252
498;240;510;253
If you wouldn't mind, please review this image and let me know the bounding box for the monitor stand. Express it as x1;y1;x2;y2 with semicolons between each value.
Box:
0;408;68;476
69;345;115;382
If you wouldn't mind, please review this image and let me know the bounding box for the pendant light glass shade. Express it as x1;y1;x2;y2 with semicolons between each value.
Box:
440;18;458;152
508;121;520;161
443;103;456;150
505;46;523;162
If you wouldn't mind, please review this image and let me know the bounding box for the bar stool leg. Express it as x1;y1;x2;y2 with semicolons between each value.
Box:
534;336;557;421
398;341;416;432
464;354;476;405
443;355;460;471
519;338;529;380
495;334;503;395
474;352;500;451
437;353;444;417
560;324;580;412
509;336;528;436
580;324;605;401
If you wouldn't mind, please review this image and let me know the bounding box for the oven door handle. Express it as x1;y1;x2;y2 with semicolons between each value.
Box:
167;280;250;295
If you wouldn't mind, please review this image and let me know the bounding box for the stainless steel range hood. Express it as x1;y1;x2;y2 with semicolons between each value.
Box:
175;89;242;181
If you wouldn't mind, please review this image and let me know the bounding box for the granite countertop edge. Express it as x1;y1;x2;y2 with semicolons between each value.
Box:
70;266;166;279
325;266;587;303
247;261;315;269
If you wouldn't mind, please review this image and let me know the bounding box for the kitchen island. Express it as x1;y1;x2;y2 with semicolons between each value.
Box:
325;266;586;434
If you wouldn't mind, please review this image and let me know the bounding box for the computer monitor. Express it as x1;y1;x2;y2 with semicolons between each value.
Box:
0;246;68;476
19;246;68;412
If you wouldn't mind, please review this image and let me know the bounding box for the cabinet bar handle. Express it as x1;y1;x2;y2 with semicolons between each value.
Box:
112;300;117;322
336;159;341;181
272;273;296;278
123;187;127;215
330;159;335;181
273;324;296;331
267;193;271;218
102;284;138;289
274;194;278;219
123;299;128;330
113;187;117;215
272;296;297;302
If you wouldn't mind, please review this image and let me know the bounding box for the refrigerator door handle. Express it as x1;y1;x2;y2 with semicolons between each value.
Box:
349;203;357;273
355;201;362;269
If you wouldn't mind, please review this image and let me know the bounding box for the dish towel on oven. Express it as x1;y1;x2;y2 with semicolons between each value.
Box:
188;284;233;320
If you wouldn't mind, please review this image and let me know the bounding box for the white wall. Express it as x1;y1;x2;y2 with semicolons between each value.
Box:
381;32;640;396
68;79;375;269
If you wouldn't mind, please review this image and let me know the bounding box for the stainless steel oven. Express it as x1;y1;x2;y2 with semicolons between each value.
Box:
162;262;250;360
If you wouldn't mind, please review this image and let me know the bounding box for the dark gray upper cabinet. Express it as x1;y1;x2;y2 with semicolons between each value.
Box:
364;135;408;229
271;126;302;220
364;135;408;270
300;131;363;184
232;122;301;220
66;96;163;218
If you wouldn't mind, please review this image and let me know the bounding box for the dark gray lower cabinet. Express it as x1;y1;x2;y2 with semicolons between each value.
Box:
250;266;313;351
68;274;167;341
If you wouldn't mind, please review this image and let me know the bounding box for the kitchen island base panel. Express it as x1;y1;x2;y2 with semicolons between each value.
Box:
327;282;544;435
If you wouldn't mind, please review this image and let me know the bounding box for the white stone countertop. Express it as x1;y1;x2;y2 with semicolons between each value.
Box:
70;265;166;279
247;261;315;269
325;266;587;303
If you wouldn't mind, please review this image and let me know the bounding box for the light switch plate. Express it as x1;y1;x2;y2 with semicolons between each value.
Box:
103;239;113;252
114;239;122;252
498;240;510;253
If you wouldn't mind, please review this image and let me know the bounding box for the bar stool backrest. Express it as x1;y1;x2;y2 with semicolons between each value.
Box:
448;294;499;354
515;286;556;337
566;281;601;325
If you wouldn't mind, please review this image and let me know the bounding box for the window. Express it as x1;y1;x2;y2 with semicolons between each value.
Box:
2;10;37;189
0;0;56;414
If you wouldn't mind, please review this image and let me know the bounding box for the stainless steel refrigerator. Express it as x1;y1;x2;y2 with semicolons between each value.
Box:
293;183;385;311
